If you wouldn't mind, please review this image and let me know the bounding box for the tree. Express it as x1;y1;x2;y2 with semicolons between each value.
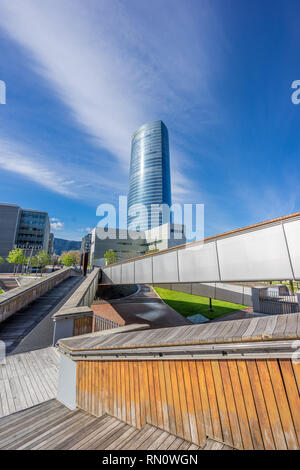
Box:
60;250;81;265
35;250;50;273
67;250;81;264
51;255;60;271
6;248;26;275
104;249;118;265
0;256;4;265
60;253;75;267
27;250;50;275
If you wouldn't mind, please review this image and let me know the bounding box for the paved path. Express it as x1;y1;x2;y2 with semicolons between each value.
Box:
92;285;191;329
0;275;82;354
210;307;266;322
0;347;60;418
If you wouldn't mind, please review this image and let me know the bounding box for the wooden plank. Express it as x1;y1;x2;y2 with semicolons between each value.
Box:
120;360;126;422
147;361;157;426
116;361;122;420
124;361;131;423
203;360;223;442
152;361;164;429
137;428;164;450
77;417;122;450
181;361;199;445
138;362;146;427
267;360;298;449
93;422;128;450
169;360;184;438
146;430;170;450
133;361;141;428
2;407;74;450
163;361;177;435
157;433;177;450
272;314;288;339
188;361;206;446
55;415;108;450
279;360;300;445
70;415;112;449
196;361;213;438
245;360;275;450
211;361;233;446
95;422;130;450
105;426;139;450
129;361;136;427
123;424;156;450
256;360;287;449
15;410;88;450
219;361;243;449
158;361;170;432
237;360;264;449
141;361;151;424
175;361;192;443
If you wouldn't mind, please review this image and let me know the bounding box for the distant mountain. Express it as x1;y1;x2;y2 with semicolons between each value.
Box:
54;238;81;255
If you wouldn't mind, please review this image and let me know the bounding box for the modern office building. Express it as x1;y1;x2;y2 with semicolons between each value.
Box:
90;223;186;267
127;120;171;231
0;203;20;273
90;228;148;266
80;233;92;255
0;203;50;273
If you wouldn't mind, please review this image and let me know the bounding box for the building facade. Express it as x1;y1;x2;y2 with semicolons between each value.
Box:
0;203;50;273
127;120;171;231
0;204;20;273
90;223;186;267
80;233;92;254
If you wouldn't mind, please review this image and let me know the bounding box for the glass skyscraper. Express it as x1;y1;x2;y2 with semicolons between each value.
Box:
127;120;171;231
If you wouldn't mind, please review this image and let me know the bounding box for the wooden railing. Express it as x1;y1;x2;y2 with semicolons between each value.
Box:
76;358;299;450
57;312;300;450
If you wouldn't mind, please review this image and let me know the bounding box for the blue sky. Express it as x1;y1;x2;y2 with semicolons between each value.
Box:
0;0;299;240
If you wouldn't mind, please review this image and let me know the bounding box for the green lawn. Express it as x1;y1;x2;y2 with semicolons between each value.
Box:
154;287;246;320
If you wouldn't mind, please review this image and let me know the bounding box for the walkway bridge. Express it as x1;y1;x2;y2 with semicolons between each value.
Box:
101;212;300;285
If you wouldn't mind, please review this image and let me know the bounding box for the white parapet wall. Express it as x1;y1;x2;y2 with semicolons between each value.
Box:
0;267;73;324
101;214;300;285
52;268;100;344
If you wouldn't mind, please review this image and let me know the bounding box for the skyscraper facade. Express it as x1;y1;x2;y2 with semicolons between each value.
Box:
127;120;171;231
0;203;50;273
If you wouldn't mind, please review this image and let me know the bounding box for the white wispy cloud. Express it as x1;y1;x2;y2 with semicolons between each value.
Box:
50;220;64;231
78;227;93;233
0;0;221;188
0;139;77;197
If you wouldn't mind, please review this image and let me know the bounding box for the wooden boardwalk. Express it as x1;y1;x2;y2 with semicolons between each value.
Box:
0;275;81;354
0;347;60;418
0;399;232;450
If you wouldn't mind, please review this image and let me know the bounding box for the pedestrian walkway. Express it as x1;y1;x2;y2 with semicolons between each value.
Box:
92;285;191;329
0;275;82;354
0;347;60;418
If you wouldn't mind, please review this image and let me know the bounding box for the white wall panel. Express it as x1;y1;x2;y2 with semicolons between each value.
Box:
178;242;220;282
134;257;153;283
153;251;179;283
217;225;293;281
110;264;121;284
121;261;135;284
283;219;300;279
